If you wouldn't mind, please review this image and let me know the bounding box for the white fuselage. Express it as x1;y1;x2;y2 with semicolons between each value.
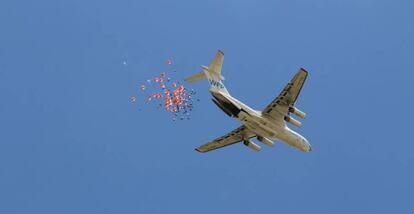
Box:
212;90;311;152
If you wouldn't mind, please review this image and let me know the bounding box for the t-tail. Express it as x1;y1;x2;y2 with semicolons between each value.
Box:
185;50;229;94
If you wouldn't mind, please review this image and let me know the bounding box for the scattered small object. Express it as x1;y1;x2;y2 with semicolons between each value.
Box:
130;58;199;121
130;96;136;103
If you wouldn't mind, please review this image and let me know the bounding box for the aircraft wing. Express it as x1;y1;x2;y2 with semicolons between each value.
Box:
262;68;308;121
195;125;256;153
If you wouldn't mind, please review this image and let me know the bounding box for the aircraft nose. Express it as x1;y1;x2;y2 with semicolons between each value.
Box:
303;138;312;152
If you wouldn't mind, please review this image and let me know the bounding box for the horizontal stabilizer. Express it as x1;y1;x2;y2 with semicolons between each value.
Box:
185;71;206;82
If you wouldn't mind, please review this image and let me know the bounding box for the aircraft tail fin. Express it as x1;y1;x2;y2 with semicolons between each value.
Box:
185;50;228;93
208;50;225;80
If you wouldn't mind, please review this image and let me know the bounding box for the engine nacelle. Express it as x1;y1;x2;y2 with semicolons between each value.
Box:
289;107;306;119
243;140;261;151
257;136;274;147
284;116;302;128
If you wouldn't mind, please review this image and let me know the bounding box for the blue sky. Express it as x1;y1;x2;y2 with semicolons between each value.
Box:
1;0;413;213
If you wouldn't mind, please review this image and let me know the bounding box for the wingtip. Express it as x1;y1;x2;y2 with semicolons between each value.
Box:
184;77;195;83
195;148;204;153
300;67;309;73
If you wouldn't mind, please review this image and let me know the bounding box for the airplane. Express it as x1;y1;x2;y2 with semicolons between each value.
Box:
185;50;312;153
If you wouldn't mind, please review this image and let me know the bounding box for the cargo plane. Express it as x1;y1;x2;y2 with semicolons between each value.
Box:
185;51;311;153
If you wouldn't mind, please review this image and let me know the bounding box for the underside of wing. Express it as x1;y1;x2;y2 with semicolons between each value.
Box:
263;68;308;121
195;125;256;153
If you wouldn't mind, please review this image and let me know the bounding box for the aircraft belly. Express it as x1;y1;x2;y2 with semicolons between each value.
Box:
238;112;278;139
211;92;241;117
211;93;284;141
277;127;311;152
241;113;311;152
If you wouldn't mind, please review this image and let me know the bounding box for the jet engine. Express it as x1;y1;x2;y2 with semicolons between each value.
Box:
284;116;302;128
289;107;306;119
257;136;274;147
243;139;261;151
